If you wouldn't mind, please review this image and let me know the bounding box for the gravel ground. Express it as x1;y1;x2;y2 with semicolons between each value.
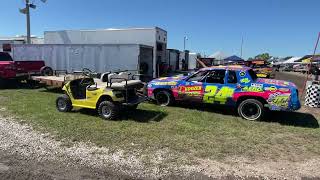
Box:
1;113;320;179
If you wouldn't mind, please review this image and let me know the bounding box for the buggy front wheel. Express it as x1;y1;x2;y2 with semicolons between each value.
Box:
56;94;73;112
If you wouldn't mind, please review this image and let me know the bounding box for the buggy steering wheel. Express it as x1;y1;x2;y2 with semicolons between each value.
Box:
82;68;92;77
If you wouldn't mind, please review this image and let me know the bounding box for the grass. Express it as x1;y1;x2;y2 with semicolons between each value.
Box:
0;88;319;162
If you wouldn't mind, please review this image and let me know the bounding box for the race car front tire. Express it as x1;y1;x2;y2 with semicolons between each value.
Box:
155;90;174;106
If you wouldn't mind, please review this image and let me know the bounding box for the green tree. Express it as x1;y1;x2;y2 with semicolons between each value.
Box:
254;53;272;60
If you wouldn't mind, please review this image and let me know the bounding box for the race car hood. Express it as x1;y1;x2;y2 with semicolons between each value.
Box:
256;78;297;88
149;76;187;86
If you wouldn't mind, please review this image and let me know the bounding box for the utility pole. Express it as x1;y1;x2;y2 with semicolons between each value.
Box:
240;37;244;58
20;0;47;44
183;36;188;50
26;0;31;44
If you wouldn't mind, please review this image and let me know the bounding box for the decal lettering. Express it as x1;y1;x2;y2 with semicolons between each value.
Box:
240;78;250;83
242;86;263;92
179;85;203;97
154;82;177;86
265;86;277;92
251;83;263;88
185;86;202;91
267;93;290;107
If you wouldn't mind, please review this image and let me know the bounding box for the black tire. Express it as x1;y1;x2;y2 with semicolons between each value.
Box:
98;101;120;120
41;66;54;76
0;78;5;89
56;94;73;112
155;90;174;106
237;99;264;121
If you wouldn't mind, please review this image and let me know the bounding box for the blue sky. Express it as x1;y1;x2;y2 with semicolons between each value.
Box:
1;0;319;58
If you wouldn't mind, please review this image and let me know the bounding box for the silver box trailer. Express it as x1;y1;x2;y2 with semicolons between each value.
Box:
44;27;167;78
11;44;154;80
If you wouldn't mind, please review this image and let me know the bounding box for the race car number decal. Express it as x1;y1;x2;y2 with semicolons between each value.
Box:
203;86;235;104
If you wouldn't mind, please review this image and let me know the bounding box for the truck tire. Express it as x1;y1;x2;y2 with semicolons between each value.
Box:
98;101;120;120
0;78;5;89
155;90;174;106
41;66;53;76
237;99;264;121
56;94;73;112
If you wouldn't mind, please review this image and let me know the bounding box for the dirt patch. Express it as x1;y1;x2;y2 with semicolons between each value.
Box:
197;157;320;179
299;106;320;118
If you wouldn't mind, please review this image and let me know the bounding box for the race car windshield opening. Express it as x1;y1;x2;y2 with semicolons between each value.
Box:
248;69;258;81
187;70;208;82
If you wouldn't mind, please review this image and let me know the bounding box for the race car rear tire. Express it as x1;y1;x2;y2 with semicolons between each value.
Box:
56;94;73;112
155;90;174;106
237;99;264;121
98;101;120;120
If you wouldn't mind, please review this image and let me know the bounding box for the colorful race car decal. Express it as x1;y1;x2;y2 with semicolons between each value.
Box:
203;86;235;104
154;81;177;86
267;92;291;108
239;71;246;77
240;78;250;84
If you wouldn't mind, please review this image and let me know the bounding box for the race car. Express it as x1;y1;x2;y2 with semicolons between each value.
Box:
147;66;301;121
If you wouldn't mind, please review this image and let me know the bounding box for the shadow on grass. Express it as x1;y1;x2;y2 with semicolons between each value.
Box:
150;101;319;128
77;108;167;123
39;88;63;94
0;80;44;90
264;111;319;129
168;101;238;116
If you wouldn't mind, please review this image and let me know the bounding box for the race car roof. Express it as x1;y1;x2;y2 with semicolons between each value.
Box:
200;65;251;71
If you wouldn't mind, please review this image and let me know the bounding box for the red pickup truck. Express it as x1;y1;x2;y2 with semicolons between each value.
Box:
0;52;52;87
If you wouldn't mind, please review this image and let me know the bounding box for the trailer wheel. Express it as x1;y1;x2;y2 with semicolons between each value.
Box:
98;101;120;120
56;94;73;112
237;99;264;121
41;66;53;76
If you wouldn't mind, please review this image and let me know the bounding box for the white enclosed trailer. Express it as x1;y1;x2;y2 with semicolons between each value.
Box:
44;27;167;77
11;44;154;80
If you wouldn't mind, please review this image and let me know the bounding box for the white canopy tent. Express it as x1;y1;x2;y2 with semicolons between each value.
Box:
281;57;301;64
209;51;228;60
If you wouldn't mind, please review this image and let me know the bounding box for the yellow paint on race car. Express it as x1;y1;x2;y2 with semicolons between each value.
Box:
203;86;235;104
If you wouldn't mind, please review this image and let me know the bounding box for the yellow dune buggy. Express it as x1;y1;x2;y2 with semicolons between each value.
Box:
56;69;146;120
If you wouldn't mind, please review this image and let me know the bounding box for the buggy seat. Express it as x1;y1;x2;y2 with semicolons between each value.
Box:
100;72;143;90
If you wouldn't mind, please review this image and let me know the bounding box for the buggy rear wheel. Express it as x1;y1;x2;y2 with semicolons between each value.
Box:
56;94;73;112
98;101;120;120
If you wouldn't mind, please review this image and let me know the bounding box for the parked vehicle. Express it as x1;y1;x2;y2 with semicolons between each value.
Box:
147;65;301;121
0;52;52;87
281;65;293;72
56;70;146;120
293;64;308;73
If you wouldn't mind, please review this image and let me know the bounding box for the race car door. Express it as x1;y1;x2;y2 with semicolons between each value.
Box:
202;70;236;105
177;70;208;102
